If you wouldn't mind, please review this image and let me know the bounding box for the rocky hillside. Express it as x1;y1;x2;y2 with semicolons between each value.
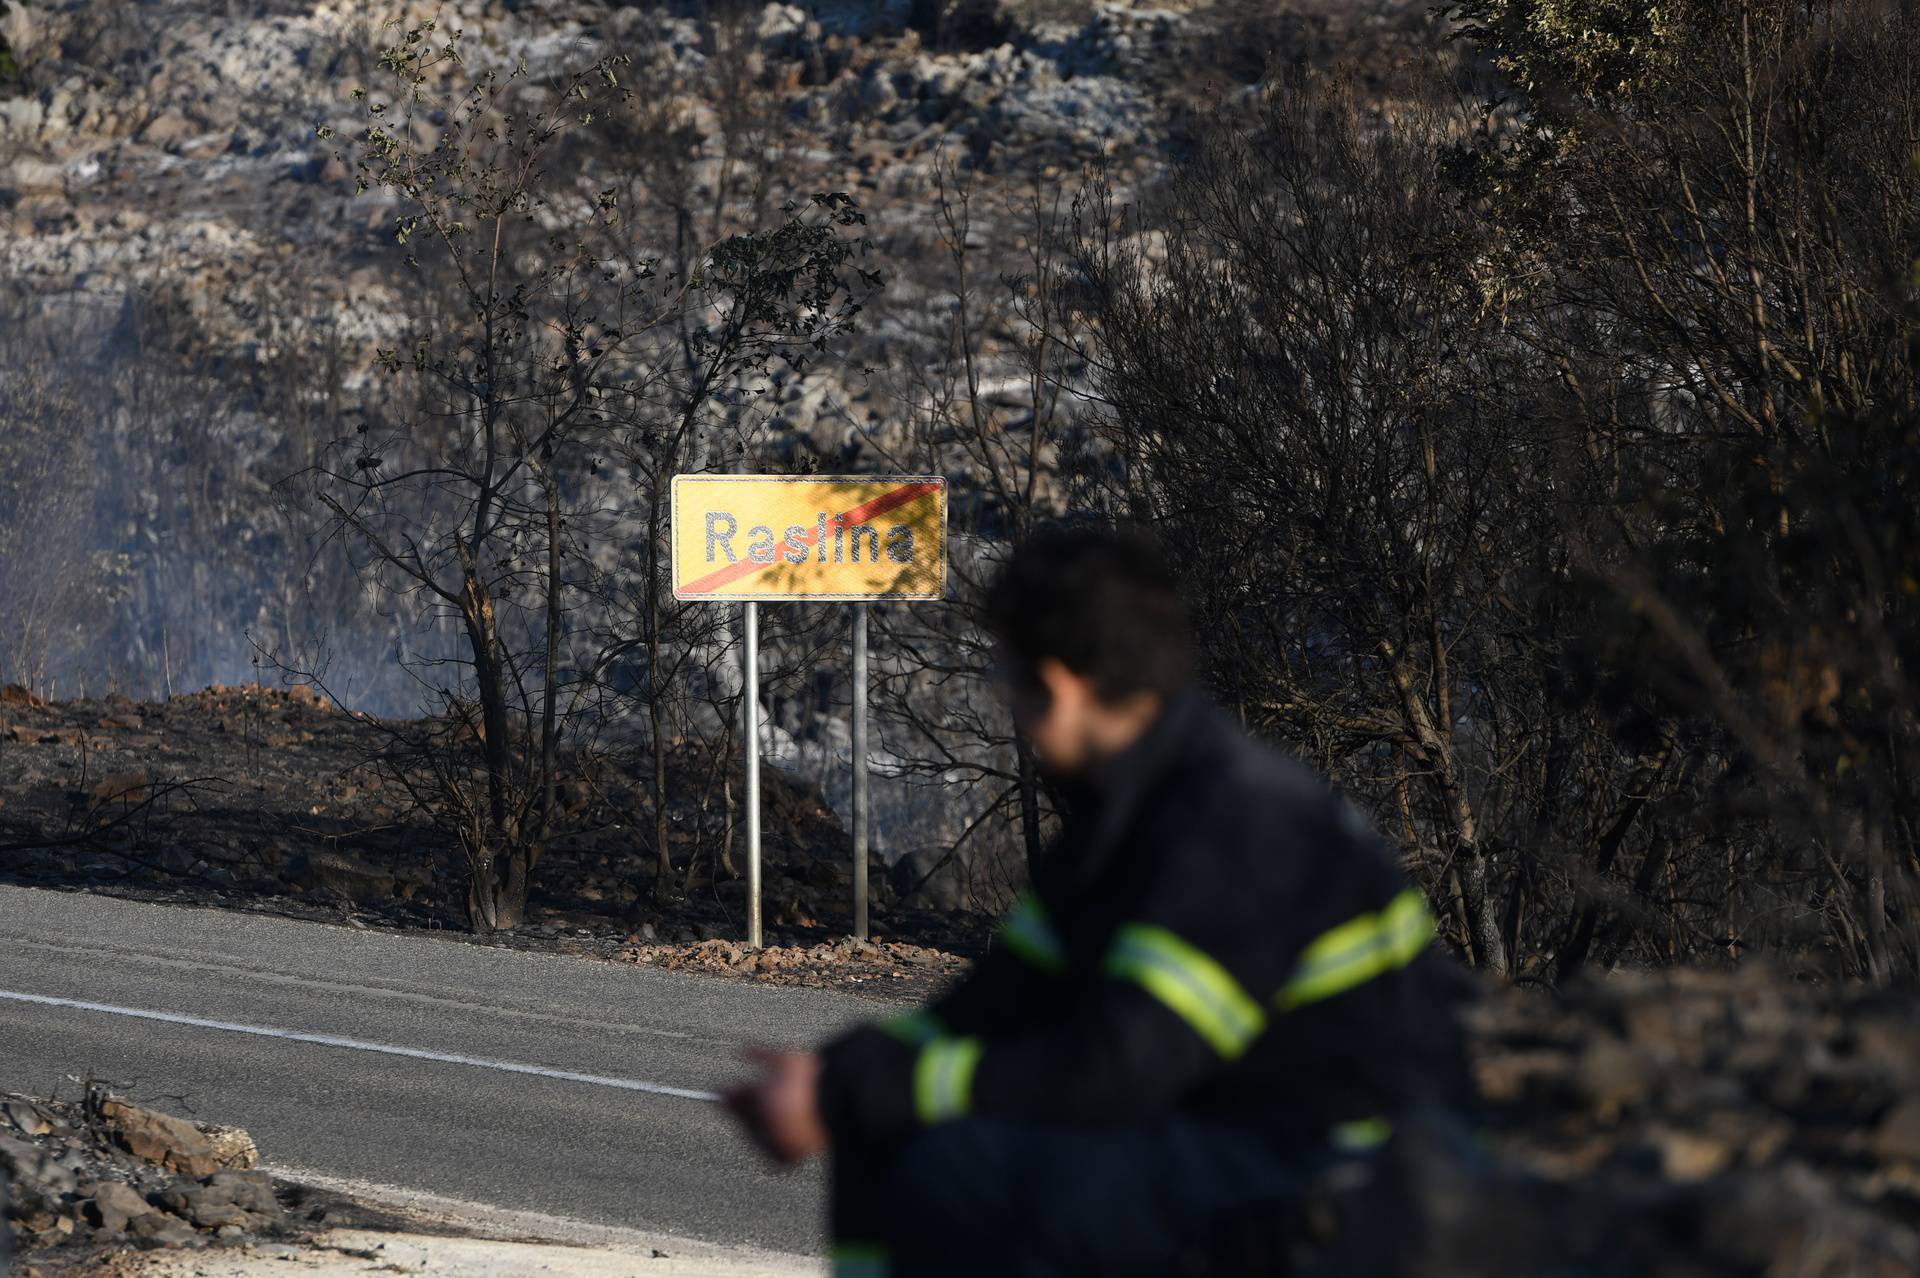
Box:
0;0;1452;732
0;0;1458;929
0;0;1441;359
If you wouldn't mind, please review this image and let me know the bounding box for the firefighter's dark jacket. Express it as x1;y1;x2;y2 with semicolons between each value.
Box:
819;691;1471;1153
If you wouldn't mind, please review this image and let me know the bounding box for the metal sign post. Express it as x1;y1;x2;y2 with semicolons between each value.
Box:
743;600;763;950
852;604;870;940
672;475;946;948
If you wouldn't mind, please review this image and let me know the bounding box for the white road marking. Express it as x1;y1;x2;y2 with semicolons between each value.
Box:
3;934;713;1045
0;988;723;1102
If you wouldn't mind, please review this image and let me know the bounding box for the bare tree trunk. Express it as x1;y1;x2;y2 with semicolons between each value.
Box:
1455;839;1508;976
1445;866;1475;958
1502;858;1529;973
1865;817;1891;986
1555;793;1652;981
462;586;527;933
1378;637;1508;974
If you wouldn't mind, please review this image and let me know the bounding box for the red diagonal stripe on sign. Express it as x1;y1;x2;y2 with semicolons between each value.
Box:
679;480;940;597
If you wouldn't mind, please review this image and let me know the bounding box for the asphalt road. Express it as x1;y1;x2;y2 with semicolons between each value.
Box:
0;885;876;1254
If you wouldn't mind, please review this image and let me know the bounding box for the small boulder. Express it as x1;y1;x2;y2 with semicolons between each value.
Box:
21;1210;73;1238
1;1132;77;1197
204;1169;278;1216
99;1099;220;1179
85;1181;155;1234
129;1210;202;1249
90;770;152;803
196;1122;260;1171
3;1100;52;1137
139;109;195;148
162;1185;254;1231
0;682;43;707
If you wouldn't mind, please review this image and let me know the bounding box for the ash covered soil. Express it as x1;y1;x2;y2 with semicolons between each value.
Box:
0;683;972;997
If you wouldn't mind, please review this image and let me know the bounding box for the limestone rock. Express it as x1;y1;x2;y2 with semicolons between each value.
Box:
99;1098;220;1179
2;1100;52;1137
128;1210;203;1249
203;1169;279;1216
84;1181;156;1234
0;1131;77;1198
160;1184;255;1231
195;1121;260;1171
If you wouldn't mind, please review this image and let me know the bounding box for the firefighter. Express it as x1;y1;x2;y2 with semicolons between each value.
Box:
727;525;1471;1277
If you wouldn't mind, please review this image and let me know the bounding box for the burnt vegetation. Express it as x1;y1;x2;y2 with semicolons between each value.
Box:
0;0;1913;986
1064;0;1920;984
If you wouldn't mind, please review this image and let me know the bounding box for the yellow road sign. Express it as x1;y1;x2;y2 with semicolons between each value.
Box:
671;475;947;601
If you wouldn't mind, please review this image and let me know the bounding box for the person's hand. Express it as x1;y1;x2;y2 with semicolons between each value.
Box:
724;1047;828;1166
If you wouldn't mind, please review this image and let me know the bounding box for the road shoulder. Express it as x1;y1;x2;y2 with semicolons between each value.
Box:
101;1228;820;1278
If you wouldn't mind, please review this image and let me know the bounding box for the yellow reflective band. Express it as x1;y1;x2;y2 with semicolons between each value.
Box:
913;1036;983;1124
1276;889;1435;1012
1330;1116;1394;1152
833;1242;891;1278
880;1010;947;1046
1104;924;1267;1059
1000;892;1067;973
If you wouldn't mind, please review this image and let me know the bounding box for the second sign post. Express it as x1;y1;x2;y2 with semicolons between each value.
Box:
670;475;948;947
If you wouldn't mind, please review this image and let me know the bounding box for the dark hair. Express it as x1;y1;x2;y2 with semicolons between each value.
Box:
983;523;1194;703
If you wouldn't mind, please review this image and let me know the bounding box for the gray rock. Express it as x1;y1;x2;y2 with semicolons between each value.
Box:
204;1168;279;1216
858;66;900;113
85;1181;156;1234
100;1097;221;1178
161;1183;255;1231
129;1210;203;1249
0;1133;78;1198
2;1100;51;1137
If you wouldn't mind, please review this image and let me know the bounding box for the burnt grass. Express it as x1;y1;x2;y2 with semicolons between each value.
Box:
0;683;977;998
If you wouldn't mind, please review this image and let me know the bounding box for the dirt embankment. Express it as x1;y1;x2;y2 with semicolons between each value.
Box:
0;683;977;997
